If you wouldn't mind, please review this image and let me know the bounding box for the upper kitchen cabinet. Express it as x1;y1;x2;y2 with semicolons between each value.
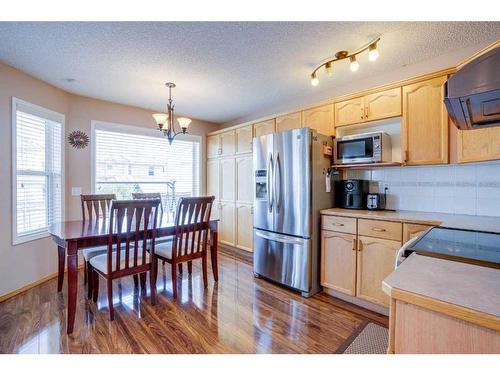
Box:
207;134;220;158
364;87;402;122
302;104;334;136
235;125;253;154
276;111;302;132
220;130;236;156
457;127;500;163
402;75;449;165
254;119;276;137
334;97;364;127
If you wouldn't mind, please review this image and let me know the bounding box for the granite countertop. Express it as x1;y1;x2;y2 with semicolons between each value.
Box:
320;207;500;233
383;253;500;322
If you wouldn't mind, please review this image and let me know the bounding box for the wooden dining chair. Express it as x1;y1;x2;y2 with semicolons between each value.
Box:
153;196;214;299
90;199;161;320
80;194;116;298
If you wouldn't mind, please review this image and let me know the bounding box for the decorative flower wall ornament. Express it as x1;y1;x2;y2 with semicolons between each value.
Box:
68;130;89;149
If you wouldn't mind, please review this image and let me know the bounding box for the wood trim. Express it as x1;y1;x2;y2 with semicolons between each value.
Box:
387;297;396;354
390;287;500;332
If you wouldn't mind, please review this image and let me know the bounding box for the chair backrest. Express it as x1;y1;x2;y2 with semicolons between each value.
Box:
107;199;161;275
132;192;163;217
172;196;215;259
81;194;116;221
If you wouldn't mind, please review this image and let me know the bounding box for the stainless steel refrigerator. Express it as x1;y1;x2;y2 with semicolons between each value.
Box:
253;127;334;297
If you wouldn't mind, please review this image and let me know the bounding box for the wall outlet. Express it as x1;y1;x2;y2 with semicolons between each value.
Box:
71;187;82;196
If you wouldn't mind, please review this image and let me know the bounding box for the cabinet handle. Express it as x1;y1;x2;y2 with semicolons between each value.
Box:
333;223;345;227
357;239;362;251
352;238;356;251
360;107;364;120
403;150;409;163
365;106;369;119
371;227;386;232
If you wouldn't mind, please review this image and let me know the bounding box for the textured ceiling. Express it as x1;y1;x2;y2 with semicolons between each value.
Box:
0;22;499;123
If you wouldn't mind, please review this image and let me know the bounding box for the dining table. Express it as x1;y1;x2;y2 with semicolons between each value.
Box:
48;213;219;334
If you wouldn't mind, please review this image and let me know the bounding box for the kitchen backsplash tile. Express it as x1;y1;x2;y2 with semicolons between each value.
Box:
345;160;500;217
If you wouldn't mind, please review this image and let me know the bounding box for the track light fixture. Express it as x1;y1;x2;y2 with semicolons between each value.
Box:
310;37;380;86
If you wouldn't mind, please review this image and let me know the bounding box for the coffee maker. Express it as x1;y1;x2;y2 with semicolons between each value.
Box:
334;180;369;210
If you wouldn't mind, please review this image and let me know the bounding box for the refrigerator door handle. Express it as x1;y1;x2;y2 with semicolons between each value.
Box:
275;152;281;212
267;153;274;213
255;230;305;245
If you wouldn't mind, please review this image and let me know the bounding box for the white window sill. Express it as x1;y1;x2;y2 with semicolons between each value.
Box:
13;231;51;246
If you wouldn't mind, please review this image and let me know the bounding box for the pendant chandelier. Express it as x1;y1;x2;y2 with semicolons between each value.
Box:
152;82;192;144
310;37;380;87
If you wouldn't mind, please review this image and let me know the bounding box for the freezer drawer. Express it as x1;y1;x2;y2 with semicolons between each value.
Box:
253;229;311;293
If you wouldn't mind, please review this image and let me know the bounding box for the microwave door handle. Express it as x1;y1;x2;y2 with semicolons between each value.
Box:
267;153;273;213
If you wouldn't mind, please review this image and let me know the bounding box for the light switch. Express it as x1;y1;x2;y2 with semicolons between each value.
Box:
72;187;82;196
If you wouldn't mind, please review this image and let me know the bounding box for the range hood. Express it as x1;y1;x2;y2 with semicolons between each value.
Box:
444;46;500;130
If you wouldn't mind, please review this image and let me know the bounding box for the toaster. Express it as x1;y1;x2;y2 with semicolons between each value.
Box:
366;193;386;210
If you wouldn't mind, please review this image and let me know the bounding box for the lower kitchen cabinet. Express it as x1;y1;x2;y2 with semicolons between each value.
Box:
321;230;357;296
403;223;432;243
220;202;236;246
236;204;253;252
356;235;401;307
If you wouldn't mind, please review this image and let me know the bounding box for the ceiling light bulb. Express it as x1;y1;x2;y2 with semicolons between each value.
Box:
177;117;192;131
349;56;359;72
368;43;379;62
311;72;319;87
152;113;168;128
325;62;333;76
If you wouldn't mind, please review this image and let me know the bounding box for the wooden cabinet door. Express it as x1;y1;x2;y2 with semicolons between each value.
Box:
236;204;253;252
334;98;364;127
220;202;235;245
364;87;402;122
321;230;357;296
457;127;500;163
402;76;449;165
302;104;334;135
206;159;220;201
236;155;253;203
207;135;220;158
403;223;431;243
235;125;253;154
356;235;401;307
220;157;235;202
220;130;236;156
254;119;276;137
276;111;302;133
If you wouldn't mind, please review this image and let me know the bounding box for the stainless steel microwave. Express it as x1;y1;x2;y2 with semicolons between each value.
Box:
334;131;392;165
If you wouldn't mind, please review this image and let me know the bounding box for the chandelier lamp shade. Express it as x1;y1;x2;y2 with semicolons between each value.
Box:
310;36;380;86
152;82;192;144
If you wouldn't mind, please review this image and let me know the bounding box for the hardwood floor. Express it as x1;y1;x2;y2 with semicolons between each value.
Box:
0;251;386;353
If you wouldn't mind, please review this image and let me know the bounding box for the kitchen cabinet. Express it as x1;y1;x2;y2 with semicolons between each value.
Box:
403;223;431;243
220;157;235;202
402;75;449;165
356;235;401;307
457;127;500;163
334;97;364;127
220;130;236;156
236;125;253;154
236;155;253;203
207;135;220;158
321;230;357;296
254;119;276;137
236;204;253;252
207;159;220;200
358;219;402;242
302;104;334;136
276;111;302;133
220;202;236;246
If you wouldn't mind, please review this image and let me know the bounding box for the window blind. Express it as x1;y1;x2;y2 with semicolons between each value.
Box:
94;127;200;209
14;102;63;243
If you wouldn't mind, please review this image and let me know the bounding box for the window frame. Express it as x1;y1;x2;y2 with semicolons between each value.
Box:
90;120;202;198
12;97;65;245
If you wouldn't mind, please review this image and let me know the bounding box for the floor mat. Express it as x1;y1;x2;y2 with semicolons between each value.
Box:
341;322;389;354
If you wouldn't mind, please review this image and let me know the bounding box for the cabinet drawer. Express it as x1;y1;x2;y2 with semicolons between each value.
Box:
358;219;402;241
322;215;356;234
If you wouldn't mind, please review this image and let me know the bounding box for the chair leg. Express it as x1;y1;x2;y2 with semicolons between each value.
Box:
133;274;139;288
178;263;183;274
187;261;193;274
92;270;99;303
202;254;208;289
83;260;87;285
140;273;146;291
153;258;159;285
171;263;178;299
107;278;114;321
149;266;157;305
87;262;93;299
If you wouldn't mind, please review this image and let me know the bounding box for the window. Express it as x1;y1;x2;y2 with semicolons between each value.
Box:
12;98;64;244
92;122;201;211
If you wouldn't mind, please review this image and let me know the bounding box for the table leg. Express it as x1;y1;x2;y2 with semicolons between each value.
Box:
66;241;78;334
210;228;218;282
57;245;66;292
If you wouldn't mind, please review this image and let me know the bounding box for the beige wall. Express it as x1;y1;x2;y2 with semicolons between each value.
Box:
0;62;219;297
